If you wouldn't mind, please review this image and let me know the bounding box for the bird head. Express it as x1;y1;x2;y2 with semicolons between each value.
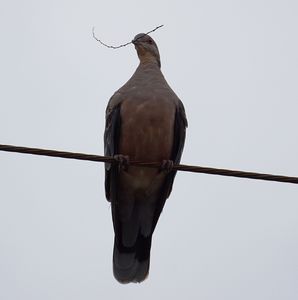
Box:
132;34;161;68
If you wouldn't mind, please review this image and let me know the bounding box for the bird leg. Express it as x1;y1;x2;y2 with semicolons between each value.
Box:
160;160;174;173
113;154;130;171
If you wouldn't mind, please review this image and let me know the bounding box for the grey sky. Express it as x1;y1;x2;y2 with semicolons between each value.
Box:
0;0;297;299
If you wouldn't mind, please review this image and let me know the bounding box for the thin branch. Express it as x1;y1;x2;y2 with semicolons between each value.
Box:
92;25;164;49
0;144;298;185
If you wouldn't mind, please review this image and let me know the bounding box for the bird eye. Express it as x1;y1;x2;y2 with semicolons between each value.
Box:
148;39;153;44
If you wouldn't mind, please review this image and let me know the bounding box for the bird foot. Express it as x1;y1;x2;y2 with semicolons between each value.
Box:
114;154;130;171
160;160;174;173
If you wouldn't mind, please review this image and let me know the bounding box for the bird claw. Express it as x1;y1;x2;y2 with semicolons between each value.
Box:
114;154;130;171
160;160;174;173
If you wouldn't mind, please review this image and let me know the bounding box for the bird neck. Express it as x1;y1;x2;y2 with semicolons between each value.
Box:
138;53;161;68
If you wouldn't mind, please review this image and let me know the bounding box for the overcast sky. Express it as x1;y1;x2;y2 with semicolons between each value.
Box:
0;0;298;299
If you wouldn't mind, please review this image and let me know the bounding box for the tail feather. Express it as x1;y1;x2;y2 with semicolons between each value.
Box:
113;234;152;283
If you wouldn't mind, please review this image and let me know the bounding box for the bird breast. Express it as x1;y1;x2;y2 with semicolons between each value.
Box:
118;95;175;188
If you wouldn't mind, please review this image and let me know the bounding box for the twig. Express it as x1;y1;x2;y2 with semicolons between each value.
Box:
92;25;164;49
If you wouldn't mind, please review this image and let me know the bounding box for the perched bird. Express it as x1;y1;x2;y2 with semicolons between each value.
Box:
104;33;187;283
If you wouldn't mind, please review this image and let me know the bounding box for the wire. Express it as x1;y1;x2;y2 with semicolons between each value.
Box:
0;144;297;185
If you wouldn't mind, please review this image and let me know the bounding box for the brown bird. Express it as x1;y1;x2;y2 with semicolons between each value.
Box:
104;33;187;283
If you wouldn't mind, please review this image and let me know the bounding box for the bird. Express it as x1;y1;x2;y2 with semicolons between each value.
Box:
104;33;187;283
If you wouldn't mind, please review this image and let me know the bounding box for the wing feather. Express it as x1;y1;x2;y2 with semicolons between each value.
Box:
104;103;121;201
152;100;188;230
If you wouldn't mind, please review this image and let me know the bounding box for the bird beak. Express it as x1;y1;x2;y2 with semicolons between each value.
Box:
132;39;139;45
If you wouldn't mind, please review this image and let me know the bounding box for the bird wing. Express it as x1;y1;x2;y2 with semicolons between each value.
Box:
104;93;122;201
151;99;188;231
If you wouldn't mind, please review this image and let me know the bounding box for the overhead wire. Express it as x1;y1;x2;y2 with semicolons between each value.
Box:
0;144;297;185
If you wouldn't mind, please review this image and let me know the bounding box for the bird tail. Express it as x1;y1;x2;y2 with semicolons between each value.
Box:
110;178;157;283
113;232;152;283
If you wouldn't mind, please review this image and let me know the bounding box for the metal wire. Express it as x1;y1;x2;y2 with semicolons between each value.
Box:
0;143;297;185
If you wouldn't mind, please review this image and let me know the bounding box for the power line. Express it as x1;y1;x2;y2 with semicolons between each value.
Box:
0;143;297;185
